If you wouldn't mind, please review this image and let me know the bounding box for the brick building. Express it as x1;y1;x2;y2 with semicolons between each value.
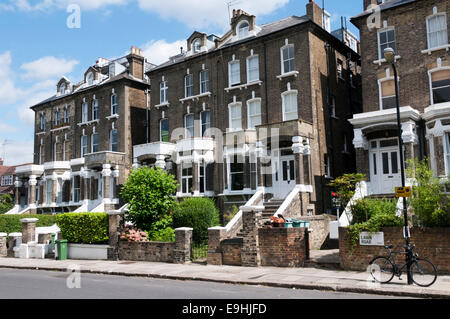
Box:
7;47;152;214
134;1;362;218
350;0;450;195
0;158;18;200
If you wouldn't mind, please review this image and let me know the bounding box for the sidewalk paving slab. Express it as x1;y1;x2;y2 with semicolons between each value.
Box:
0;257;448;299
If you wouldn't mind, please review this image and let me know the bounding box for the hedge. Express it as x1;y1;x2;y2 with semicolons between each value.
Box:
56;213;109;244
173;198;220;243
0;214;57;234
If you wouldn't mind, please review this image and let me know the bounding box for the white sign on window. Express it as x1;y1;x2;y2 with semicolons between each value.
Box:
359;232;384;246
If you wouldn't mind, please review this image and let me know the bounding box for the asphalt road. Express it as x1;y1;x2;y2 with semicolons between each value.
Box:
0;268;404;299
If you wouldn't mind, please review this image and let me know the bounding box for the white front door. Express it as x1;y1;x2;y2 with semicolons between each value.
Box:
272;154;296;199
369;139;402;194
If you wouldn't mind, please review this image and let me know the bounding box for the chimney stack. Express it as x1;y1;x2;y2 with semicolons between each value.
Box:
306;0;324;28
127;46;145;80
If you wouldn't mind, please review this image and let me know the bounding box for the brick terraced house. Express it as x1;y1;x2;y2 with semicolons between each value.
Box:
350;0;450;196
6;47;152;214
133;0;362;220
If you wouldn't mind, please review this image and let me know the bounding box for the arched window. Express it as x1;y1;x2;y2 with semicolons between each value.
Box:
238;21;250;39
87;72;94;86
192;38;201;53
60;83;66;95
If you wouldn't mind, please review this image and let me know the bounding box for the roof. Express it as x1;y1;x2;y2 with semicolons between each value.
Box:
352;0;417;21
30;71;149;109
151;15;310;71
0;165;17;196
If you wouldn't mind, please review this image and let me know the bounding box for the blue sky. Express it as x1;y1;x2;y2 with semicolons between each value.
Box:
0;0;363;165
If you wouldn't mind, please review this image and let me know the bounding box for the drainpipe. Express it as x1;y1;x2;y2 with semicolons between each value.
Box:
145;88;150;144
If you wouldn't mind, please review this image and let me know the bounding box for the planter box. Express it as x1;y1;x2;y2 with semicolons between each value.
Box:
67;244;110;260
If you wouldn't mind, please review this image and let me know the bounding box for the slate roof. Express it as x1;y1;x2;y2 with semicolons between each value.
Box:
352;0;417;21
152;15;310;71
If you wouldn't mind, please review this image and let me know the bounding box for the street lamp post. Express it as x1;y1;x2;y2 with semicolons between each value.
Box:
383;48;413;285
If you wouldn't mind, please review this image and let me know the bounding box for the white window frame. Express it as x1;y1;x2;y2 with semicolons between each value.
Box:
81;135;88;157
82;102;89;123
201;110;211;137
281;90;298;121
246;55;259;83
40;114;46;131
55;110;61;126
1;175;13;186
192;38;201;53
281;44;295;74
237;20;250;39
181;162;193;194
185;74;194;98
428;66;450;105
111;94;118;115
92;99;98;120
247;98;262;129
59;83;66;95
426;13;448;50
185;113;194;138
110;129;118;152
200;70;209;94
87;72;94;86
377;27;396;60
228;60;241;87
160;81;168;104
63;107;70;124
378;75;398;110
228;102;242;131
91;132;99;153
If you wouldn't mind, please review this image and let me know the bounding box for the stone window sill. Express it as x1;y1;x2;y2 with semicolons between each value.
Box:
276;71;299;80
373;55;401;66
180;92;212;103
106;114;119;120
421;44;450;55
225;81;262;92
77;119;100;127
155;102;170;109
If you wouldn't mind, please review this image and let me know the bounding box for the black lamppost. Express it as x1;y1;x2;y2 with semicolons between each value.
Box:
383;47;413;285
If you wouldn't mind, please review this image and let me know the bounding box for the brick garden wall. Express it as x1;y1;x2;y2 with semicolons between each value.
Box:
339;227;450;274
259;227;308;267
221;238;243;266
118;241;175;263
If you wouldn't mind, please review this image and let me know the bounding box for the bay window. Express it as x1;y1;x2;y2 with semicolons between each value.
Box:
185;114;194;138
181;162;193;194
81;135;88;157
201;111;211;137
230;155;244;191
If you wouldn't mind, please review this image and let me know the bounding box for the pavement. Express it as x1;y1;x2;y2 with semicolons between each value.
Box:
0;257;449;299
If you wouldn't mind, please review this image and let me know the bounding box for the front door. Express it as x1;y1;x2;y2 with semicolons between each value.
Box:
273;154;296;199
370;139;402;194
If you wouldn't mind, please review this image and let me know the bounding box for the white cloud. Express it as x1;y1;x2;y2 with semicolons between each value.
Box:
20;56;79;80
1;140;34;166
0;0;128;11
137;0;289;29
141;39;186;65
0;122;17;133
0;51;23;106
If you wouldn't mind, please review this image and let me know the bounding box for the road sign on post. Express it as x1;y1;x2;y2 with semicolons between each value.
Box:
395;187;412;198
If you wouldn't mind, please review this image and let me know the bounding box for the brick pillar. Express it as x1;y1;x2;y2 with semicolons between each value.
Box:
21;218;38;243
107;210;124;260
0;233;7;257
207;226;227;265
173;227;193;264
241;207;263;267
7;233;22;257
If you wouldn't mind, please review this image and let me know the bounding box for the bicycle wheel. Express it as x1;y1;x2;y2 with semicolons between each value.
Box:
409;258;437;287
369;257;395;284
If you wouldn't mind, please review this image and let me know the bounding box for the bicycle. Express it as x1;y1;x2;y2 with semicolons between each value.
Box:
369;244;437;287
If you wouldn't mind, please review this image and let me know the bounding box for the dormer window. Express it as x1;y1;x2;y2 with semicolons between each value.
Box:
59;83;66;95
192;38;202;53
87;72;94;86
238;21;250;39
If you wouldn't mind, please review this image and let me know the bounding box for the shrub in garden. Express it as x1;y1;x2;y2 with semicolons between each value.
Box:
56;213;109;244
350;198;397;225
0;194;14;214
121;166;178;231
0;214;57;233
150;227;175;242
173;197;220;243
406;158;450;227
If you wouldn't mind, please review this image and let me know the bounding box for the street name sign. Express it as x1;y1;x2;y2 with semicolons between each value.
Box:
359;232;385;246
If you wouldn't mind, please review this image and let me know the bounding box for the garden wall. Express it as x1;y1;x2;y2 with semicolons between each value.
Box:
339;227;450;274
118;241;175;262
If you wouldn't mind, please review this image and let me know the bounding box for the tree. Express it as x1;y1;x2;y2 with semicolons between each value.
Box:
120;167;178;231
0;194;14;214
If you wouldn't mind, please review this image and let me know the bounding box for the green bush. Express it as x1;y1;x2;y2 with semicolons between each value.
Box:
406;158;450;227
0;194;14;214
0;214;57;234
150;227;175;242
121;167;178;231
173;198;220;243
350;198;397;225
56;213;109;244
